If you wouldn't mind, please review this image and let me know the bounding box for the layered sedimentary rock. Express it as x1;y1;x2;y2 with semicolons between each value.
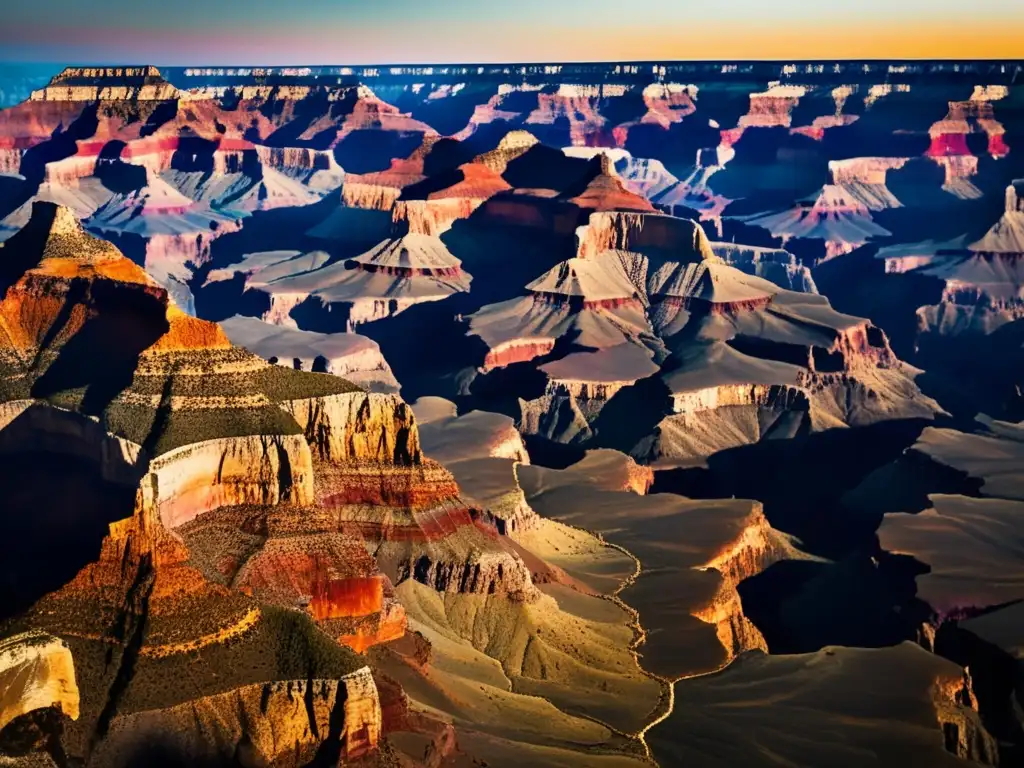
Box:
413;397;537;537
453;83;627;146
473;129;540;174
386;402;667;744
474;210;937;463
163;145;345;212
0;203;406;763
827;156;907;210
3;61;1023;768
873;181;1024;339
468;247;656;377
742;184;892;261
208;81;435;149
575;210;717;261
916;181;1024;336
711;241;818;292
927;97;1009;163
92;670;381;766
0;632;79;732
612;82;698;145
29;66;181;103
565;154;656;213
246;233;473;329
738;83;807;130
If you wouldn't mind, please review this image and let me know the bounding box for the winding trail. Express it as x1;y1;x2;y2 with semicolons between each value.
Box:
545;516;680;764
597;536;675;763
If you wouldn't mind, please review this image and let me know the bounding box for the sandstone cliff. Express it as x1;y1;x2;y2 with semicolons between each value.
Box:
91;669;380;766
0;632;79;733
283;391;421;465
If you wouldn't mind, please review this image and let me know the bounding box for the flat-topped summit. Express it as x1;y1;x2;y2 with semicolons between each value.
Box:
31;65;180;102
49;66;166;85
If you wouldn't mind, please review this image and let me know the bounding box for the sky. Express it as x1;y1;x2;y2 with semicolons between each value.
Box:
1;0;1022;64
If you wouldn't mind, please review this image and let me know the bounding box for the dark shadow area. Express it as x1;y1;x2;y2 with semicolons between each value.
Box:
624;120;721;179
503;144;593;191
589;374;674;454
0;408;140;622
738;553;932;654
94;145;148;194
98;736;246;768
18;104;100;187
0;706;70;767
655;419;932;559
32;280;170;416
936;613;1024;767
334;130;426;175
812;244;945;360
194;273;272;324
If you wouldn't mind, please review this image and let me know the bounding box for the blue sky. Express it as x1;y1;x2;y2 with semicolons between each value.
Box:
1;0;1021;63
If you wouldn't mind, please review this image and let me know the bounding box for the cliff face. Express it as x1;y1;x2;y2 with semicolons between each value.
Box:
143;434;314;529
711;242;818;293
577;210;716;261
398;548;535;599
473;130;539;173
482;339;557;371
672;383;810;416
931;668;1001;763
0;632;80;733
393;198;482;236
30;67;181;102
525;86;611;146
693;502;790;662
740;84;806;129
283;391;421;465
92;670;381;766
0;204;394;763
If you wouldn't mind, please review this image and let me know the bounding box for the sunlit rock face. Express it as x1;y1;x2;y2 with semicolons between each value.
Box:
710;242;818;293
29;66;182;103
0;632;79;732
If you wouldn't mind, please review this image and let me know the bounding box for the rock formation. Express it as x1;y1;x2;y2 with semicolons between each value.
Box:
518;452;795;680
243;233;473;330
1;61;1020;768
0;632;79;732
910;181;1024;336
219;315;400;392
742;184;891;261
0;202;474;764
465;210;938;463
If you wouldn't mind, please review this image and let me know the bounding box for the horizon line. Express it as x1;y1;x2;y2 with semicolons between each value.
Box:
15;57;1024;71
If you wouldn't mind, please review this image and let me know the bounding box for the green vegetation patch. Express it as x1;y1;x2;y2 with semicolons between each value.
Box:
104;400;302;456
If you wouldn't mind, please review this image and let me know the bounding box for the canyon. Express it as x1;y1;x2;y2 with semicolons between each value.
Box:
0;59;1021;767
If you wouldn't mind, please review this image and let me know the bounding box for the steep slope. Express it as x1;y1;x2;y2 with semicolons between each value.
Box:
0;202;393;765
